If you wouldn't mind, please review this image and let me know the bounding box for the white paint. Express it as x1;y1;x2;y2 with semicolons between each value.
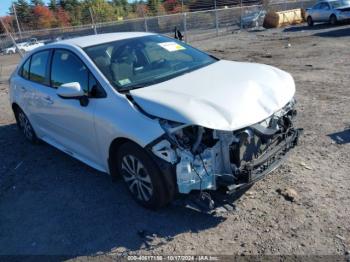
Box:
131;60;295;131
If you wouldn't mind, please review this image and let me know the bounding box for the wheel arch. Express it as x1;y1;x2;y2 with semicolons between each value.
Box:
12;102;20;112
12;103;21;123
107;136;177;200
108;137;140;177
330;13;337;19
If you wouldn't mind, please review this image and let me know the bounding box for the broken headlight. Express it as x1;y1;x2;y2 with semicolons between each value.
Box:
159;119;218;154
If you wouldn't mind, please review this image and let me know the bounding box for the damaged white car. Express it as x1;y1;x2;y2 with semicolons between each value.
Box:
9;32;302;210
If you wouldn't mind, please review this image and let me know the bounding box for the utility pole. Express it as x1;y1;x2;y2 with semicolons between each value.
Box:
181;0;184;12
183;12;187;42
89;7;97;35
12;3;23;40
214;0;218;36
0;17;24;57
141;7;148;32
240;0;243;30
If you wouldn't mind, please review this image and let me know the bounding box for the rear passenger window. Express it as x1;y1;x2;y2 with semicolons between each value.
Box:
51;50;88;92
29;51;50;85
20;57;31;80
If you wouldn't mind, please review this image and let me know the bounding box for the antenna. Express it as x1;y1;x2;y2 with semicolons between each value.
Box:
0;16;24;58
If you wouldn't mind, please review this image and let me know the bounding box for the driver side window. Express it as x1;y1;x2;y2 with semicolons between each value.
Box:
51;49;89;92
320;3;330;9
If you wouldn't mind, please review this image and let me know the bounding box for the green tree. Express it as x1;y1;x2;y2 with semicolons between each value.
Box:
147;0;161;15
111;0;129;17
59;0;82;25
49;0;58;11
12;0;32;31
83;0;116;23
30;0;44;6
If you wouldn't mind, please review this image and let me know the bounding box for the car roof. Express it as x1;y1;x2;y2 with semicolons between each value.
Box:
317;0;338;2
57;32;155;48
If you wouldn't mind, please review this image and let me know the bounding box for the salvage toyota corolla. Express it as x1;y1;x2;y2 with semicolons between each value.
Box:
9;32;302;210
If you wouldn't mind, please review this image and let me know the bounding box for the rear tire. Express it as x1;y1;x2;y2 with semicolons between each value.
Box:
15;107;38;144
116;142;173;209
307;16;314;26
329;14;337;25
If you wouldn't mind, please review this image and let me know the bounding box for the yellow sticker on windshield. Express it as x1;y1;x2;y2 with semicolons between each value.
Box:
158;42;186;52
119;78;131;86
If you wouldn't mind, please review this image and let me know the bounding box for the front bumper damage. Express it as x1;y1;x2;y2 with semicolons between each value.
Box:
223;127;301;193
148;100;302;212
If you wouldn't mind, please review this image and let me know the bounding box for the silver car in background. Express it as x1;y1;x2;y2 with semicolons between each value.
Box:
305;0;350;26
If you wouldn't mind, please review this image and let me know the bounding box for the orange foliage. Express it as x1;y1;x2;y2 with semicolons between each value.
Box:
33;5;55;28
55;7;70;27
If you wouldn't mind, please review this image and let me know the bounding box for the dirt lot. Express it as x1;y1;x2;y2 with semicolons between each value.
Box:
0;24;349;258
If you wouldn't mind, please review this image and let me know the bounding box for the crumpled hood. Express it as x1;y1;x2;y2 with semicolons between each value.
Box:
336;6;350;11
130;60;295;131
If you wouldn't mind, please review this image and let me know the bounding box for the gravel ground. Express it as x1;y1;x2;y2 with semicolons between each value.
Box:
0;23;349;259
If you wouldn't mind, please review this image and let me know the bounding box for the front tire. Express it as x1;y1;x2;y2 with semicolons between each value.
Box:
329;14;337;25
15;108;38;143
307;16;314;26
116;142;173;209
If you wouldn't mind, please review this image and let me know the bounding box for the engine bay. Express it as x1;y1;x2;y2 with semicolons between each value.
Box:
151;100;301;194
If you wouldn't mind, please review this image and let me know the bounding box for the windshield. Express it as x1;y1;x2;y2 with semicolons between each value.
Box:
330;0;350;8
84;35;217;91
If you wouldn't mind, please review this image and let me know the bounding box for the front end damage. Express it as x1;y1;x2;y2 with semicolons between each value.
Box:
149;99;302;211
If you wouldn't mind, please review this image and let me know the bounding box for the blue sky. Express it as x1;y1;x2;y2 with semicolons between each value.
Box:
0;0;49;16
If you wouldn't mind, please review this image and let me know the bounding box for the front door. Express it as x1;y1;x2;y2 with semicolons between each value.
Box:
39;49;100;165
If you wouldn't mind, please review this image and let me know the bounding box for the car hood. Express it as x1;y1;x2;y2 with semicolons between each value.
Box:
337;6;350;11
130;60;295;131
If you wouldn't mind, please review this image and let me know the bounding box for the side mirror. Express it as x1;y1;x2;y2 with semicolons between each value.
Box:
57;82;85;98
57;82;89;106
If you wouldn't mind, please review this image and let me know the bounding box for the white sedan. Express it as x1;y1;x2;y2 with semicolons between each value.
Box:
305;0;350;26
9;33;302;210
4;45;18;55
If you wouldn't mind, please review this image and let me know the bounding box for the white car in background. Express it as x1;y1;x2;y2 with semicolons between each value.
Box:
306;0;350;26
4;39;44;55
4;43;27;55
18;40;45;53
4;45;18;55
9;33;302;211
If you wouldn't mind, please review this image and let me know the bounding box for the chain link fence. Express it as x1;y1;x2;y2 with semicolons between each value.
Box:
0;0;316;52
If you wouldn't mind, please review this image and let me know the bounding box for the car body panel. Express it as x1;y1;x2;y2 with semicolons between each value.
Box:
9;33;299;199
130;60;295;131
9;40;165;173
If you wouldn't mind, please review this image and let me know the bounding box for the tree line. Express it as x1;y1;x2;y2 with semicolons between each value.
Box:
0;0;186;33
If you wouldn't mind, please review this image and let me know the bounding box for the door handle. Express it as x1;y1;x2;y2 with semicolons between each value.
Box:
43;96;54;104
20;86;27;92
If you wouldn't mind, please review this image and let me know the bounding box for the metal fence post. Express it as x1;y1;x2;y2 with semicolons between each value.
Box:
240;0;243;30
214;0;219;36
144;17;148;32
89;7;97;35
183;12;188;43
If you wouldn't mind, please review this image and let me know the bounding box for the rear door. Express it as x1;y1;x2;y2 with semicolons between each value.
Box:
13;50;52;137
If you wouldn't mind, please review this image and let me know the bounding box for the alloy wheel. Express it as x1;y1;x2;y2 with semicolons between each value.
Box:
121;155;153;202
